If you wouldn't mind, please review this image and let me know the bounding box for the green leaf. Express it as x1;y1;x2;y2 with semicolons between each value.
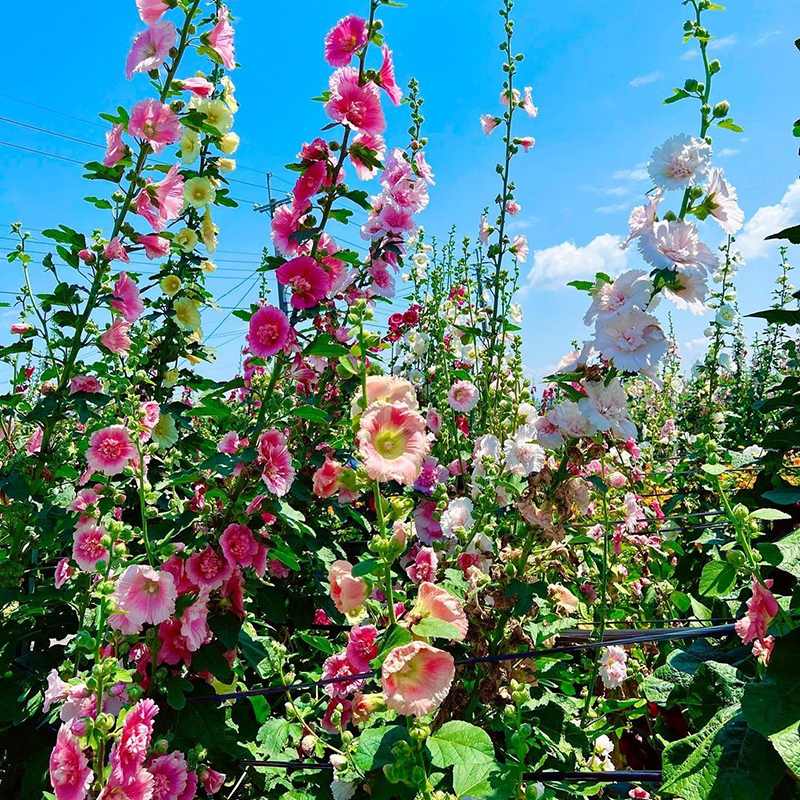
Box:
258;718;292;758
304;334;349;358
762;487;800;505
293;405;329;423
742;628;800;774
699;561;737;597
208;612;242;651
717;118;744;133
351;557;382;578
749;508;792;521
165;675;193;710
353;726;410;771
765;224;800;244
298;632;336;655
664;88;692;104
372;624;413;668
411;617;462;640
759;529;800;580
701;463;727;476
0;341;33;359
747;308;800;326
427;721;502;798
191;642;233;683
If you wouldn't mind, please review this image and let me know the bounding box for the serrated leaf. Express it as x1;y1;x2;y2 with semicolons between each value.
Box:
717;118;744;133
702;463;727;476
748;508;792;521
293;405;329;423
699;561;737;597
353;726;409;772
427;721;502;798
411;617;462;640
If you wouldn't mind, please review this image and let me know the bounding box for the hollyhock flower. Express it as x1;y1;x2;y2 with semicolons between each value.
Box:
136;166;185;232
101;318;132;355
350;132;386;181
516;136;536;151
49;725;93;800
638;219;718;273
108;698;158;784
504;425;546;476
72;523;109;572
68;375;102;395
620;188;664;249
480;114;499;135
112;565;177;630
406;547;438;584
593;309;667;374
735;577;779;646
180;593;210;651
522;85;538;117
103;124;127;167
511;234;529;262
128;99;182;154
200;769;226;795
648;133;711;190
100;769;154;800
138;233;170;260
583;270;654;325
104;237;130;263
178;771;198;800
413;582;468;641
276;256;332;309
157;618;193;666
247;305;289;358
414;500;442;545
173;298;201;332
381;641;455;717
663;266;708;315
217;431;246;454
599;645;628;688
136;0;169;24
425;408;442;436
313;458;344;498
629;790;651;800
257;429;295;496
505;200;521;215
179;76;214;97
148;751;189;800
55;558;73;589
413;456;448;496
23;426;42;453
322;652;366;699
207;5;236;70
329;560;368;613
185;546;233;589
549;583;579;615
126;20;176;79
326;67;385;135
578;379;637;440
551;400;596;439
378;44;402;105
293;159;327;204
111;273;144;323
704;166;744;234
324;15;368;67
271;201;309;256
447;380;479;413
44;670;70;713
414;151;435;185
440;497;475;538
86;425;137;476
346;625;379;671
220;523;258;568
184;176;215;208
357;403;429;485
533;414;564;450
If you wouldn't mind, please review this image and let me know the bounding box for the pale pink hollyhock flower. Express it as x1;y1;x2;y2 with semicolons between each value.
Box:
143;164;186;231
326;67;385;135
313;458;344;498
257;429;295;496
10;322;31;334
101;318;132;355
548;583;579;615
111;273;144;323
511;234;529;262
448;380;479;413
379;44;403;106
413;582;468;641
44;669;70;713
663;266;708;316
25;427;44;454
126;19;176;79
620;189;664;249
186;546;233;590
425;408;442;435
157;618;193;666
276;256;332;309
128;99;182;154
324;15;368;67
583;270;654;326
148;751;189;800
381;641;455;717
247;304;290;359
351;375;419;416
104;237;130;263
200;769;226;795
505;200;521;216
136;0;169;25
112;565;177;630
705;166;744;234
179;76;214;98
577;378;638;441
346;625;379;671
138;233;170;260
216;431;245;454
86;425;136;476
522;86;538;117
329;560;368;613
503;425;546;476
638;219;718;274
103;124;127;167
220;523;258;568
607;471;627;489
648;133;711;190
516;136;536;152
415;151;435;185
593;309;668;374
139;400;160;441
480;114;499;135
357;403;429;485
207;5;236;70
350;132;386;181
55;558;73;589
735;577;779;646
478;215;491;244
599;645;628;688
72;523;109;571
406;547;438;585
68;488;100;514
108;698;158;784
322;651;366;698
49;725;93;800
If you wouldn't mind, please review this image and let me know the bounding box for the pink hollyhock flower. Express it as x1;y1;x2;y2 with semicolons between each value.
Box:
44;669;70;713
378;44;402;105
185;546;233;590
257;429;295;496
207;5;236;70
583;269;653;325
103;124;127;167
266;558;289;579
425;408;442;435
346;625;379;671
293;159;327;204
313;458;344;498
350;132;386;181
271;201;309;256
480;114;499;135
10;322;31;334
413;582;468;641
25;427;44;454
357;403;429;485
138;233;170;259
86;425;136;476
448;380;479;413
111;273;144;323
148;751;189;800
161;555;196;596
351;375;419;416
177;770;197;800
705;166;744;234
200;769;226;795
157;618;193;666
129;99;182;154
100;768;154;800
638;219;718;274
629;790;651;800
72;523;109;572
381;641;455;717
735;577;779;646
276;256;332;309
126;20;177;79
406;547;438;584
247;304;289;358
136;164;185;232
599;645;628;688
329;560;367;613
516;136;536;152
68;488;100;514
108;698;158;784
55;558;73;588
326;67;385;135
413;499;442;545
139;400;161;440
104;237;130;263
112;565;177;630
505;200;521;215
217;431;245;454
220;523;258;568
101;318;132;355
324;15;368;66
179;76;214;98
49;725;93;800
593;309;668;374
322;651;366;698
136;0;169;25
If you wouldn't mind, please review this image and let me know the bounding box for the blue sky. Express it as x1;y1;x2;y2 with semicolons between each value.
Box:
1;0;798;387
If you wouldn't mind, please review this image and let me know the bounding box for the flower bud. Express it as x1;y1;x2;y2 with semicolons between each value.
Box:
713;100;730;118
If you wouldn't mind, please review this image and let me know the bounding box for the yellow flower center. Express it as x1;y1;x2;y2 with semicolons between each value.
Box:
374;428;406;460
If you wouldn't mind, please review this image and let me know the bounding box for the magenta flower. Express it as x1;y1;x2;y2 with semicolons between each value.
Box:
200;768;226;795
325;67;385;135
138;233;170;259
103;124;127;167
112;565;177;631
276;256;332;309
185;546;233;590
54;558;73;588
72;523;109;572
378;45;403;106
322;651;366;698
126;20;177;79
100;768;154;800
207;5;236;71
346;625;379;671
104;237;130;263
128;99;183;154
178;771;198;800
157;618;193;666
247;305;289;358
111;272;144;323
49;725;93;800
219;523;258;568
324;14;368;67
381;641;455;717
406;547;438;585
101;318;132;355
271;200;309;256
69;375;102;395
312;458;344;498
108;698;158;785
328;560;367;613
136;0;169;25
147;751;189;800
350;132;386;181
86;425;137;475
257;429;295;496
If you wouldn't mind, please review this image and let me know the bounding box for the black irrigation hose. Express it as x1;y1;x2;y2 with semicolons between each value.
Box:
187;624;737;704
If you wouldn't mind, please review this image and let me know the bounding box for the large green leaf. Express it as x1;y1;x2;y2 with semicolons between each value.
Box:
699;561;737;597
758;530;800;580
353;725;409;772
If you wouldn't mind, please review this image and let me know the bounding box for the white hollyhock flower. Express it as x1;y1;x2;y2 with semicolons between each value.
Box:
504;425;546;475
638;219;718;274
705;166;745;234
663;266;708;315
648;133;711;190
583;270;654;326
440;497;475;537
577;378;638;441
593;308;668;373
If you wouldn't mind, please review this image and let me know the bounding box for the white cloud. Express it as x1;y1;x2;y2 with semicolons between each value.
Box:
630;71;662;88
596;202;630;214
717;148;740;158
524;233;629;290
682;34;737;60
612;166;649;182
603;186;629;197
754;30;781;46
507;217;535;232
737;178;800;260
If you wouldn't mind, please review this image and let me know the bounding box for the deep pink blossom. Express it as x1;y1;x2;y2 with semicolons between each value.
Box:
293;159;327;204
406;547;438;584
312;458;344;498
138;233;170;259
103;124;127;167
207;5;236;71
157;617;193;666
325;67;385;135
247;305;290;358
49;725;93;800
129;99;182;153
257;429;295;496
276;256;332;309
350;132;386;180
322;651;366;698
101;318;132;355
72;523;109;571
735;577;779;647
220;523;258;568
148;751;189;800
126;20;177;79
111;565;177;632
179;76;214;97
86;425;137;475
111;273;144;322
324;15;368;67
270;201;309;256
108;698;158;785
378;44;402;105
104;237;130;263
55;558;73;588
346;625;379;671
136;165;185;232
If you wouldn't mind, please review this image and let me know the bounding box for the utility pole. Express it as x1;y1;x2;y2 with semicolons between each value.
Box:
254;172;292;313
